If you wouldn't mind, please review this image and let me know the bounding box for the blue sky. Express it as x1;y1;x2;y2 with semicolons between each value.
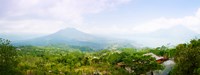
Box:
0;0;200;35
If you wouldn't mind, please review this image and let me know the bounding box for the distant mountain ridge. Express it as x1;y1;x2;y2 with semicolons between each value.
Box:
14;28;137;50
6;25;197;48
147;25;198;40
45;28;100;42
14;28;106;50
131;25;199;47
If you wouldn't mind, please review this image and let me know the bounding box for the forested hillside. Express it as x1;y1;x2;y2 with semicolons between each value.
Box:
0;38;200;75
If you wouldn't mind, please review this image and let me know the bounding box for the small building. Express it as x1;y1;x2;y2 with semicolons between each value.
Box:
143;53;168;64
144;53;175;75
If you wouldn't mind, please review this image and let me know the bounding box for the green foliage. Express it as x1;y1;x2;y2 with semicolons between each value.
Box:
147;45;176;58
171;39;200;75
0;38;20;75
123;52;164;75
14;46;164;75
1;38;183;75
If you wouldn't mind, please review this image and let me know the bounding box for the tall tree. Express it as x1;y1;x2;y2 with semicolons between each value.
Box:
171;39;200;75
0;38;19;74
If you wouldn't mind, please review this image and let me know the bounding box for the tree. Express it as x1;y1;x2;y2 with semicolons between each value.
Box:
171;39;200;75
0;38;19;74
123;53;163;75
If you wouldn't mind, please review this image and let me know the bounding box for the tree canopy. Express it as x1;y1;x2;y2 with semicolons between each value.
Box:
0;38;19;75
171;39;200;75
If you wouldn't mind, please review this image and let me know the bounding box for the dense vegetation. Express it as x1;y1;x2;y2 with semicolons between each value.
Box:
0;38;20;75
0;38;200;75
171;39;200;75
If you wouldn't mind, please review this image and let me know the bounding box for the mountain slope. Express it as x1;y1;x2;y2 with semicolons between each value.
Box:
132;25;199;47
14;28;108;50
146;25;198;40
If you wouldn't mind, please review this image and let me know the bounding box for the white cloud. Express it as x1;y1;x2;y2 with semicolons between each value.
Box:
133;8;200;34
3;0;131;24
83;8;200;35
2;0;200;35
0;0;131;34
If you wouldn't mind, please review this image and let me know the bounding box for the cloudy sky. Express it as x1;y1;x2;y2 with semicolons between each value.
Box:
0;0;200;35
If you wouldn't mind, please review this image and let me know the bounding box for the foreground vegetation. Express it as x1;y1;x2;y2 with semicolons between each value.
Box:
0;38;200;75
